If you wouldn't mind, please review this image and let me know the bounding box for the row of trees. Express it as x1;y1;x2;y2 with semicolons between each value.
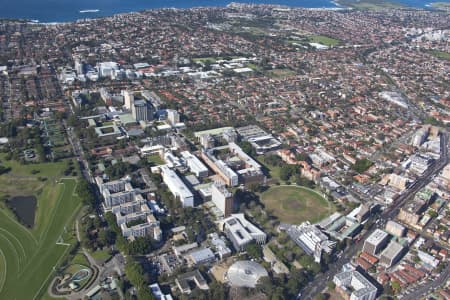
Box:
76;176;97;209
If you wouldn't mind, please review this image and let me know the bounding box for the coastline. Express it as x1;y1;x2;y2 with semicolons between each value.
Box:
0;0;441;23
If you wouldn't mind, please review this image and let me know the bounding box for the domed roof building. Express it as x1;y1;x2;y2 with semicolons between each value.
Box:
226;260;268;288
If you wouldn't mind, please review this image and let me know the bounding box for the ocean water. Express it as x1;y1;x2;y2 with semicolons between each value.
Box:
0;0;446;22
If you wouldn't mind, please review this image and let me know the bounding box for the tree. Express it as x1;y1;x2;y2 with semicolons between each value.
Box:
239;141;256;157
245;242;263;259
391;281;401;294
208;280;227;300
314;294;327;300
0;165;11;175
326;281;335;290
125;259;147;291
137;286;156;300
256;276;274;297
280;165;293;181
352;158;374;174
76;177;97;208
286;270;307;298
98;229;116;246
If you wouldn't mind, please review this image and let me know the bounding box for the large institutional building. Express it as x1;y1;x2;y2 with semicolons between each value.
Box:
95;176;161;240
334;270;377;300
363;229;390;256
211;183;234;217
220;214;266;251
160;165;194;207
287;222;336;263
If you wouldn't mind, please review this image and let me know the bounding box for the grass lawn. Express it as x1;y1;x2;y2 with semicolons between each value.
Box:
261;185;335;224
338;0;405;10
0;157;82;300
308;35;340;47
430;2;450;9
430;50;450;61
90;249;112;263
148;154;165;166
266;69;297;79
71;251;90;266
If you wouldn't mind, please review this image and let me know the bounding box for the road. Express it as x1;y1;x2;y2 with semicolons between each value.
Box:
64;119;94;184
301;132;448;299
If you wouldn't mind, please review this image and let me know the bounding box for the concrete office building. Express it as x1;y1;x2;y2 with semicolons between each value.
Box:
363;229;390;255
95;177;137;208
211;183;234;217
176;270;209;294
385;220;406;237
221;213;266;251
160;165;194;207
96;177;162;240
287;222;336;263
380;241;406;267
236;125;281;154
201;150;239;187
98;61;119;78
187;248;216;266
167;109;180;125
120;215;161;240
199;134;215;149
132;99;154;122
334;270;377;300
123;90;134;110
111;199;147;216
181;151;209;178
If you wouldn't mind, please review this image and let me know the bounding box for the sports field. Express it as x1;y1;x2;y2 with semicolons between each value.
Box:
0;156;82;300
261;185;334;224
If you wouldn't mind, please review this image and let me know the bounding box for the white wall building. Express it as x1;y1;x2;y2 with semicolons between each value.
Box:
167;109;180;125
181;151;209;178
160;165;194;207
221;213;266;251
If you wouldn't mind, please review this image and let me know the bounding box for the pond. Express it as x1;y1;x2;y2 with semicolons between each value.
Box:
8;196;37;228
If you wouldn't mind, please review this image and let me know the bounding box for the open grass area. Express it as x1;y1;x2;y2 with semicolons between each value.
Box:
308;35;341;47
337;0;406;10
71;251;90;266
266;69;297;79
0;157;82;300
430;2;450;9
192;57;217;64
147;154;165;166
430;50;450;61
90;249;112;263
261;185;334;224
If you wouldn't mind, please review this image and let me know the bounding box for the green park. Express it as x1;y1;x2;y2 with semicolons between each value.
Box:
0;155;82;300
261;185;335;224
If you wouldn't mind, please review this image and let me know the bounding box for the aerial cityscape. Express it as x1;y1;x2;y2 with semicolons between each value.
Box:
0;0;449;300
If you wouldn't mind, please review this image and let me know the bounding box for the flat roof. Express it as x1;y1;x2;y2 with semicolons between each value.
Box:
381;241;404;260
160;165;193;200
181;151;208;174
194;127;234;137
366;229;389;246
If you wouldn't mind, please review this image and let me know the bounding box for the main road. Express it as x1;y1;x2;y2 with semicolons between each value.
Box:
301;131;448;300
